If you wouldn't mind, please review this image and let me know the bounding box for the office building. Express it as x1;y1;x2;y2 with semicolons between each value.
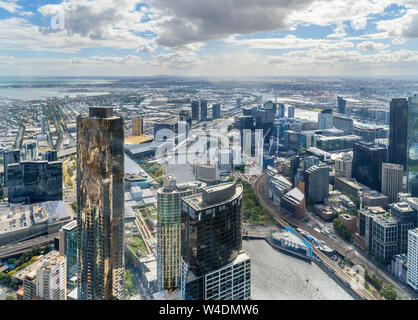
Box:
191;101;199;120
352;142;388;192
288;106;295;118
318;109;333;130
180;182;251;300
333;115;353;135
41;150;58;162
371;214;399;262
236;98;242;109
212;103;221;119
23;142;38;161
157;176;206;291
281;187;306;220
390;202;417;254
290;156;300;187
382;163;404;204
77;107;125;300
335;153;352;179
337;96;346;115
278;103;285;118
304;165;330;203
389;98;408;168
132;118;143;136
196;163;218;185
407;228;418;291
3;149;20;187
370;203;416;262
59;220;77;280
407;95;418;196
7;160;62;204
200;100;208;121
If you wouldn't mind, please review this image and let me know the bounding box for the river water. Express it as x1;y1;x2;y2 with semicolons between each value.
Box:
243;240;353;300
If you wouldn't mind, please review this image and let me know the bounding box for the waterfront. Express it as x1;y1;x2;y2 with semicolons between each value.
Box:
243;239;354;300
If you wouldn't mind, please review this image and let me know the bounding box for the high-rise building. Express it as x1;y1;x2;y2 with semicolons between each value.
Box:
212;103;221;119
381;163;404;204
288;106;295;119
371;203;416;262
23;142;38;161
77;107;125;300
157;176;206;291
337;96;346;114
36;255;67;300
352;142;388;192
22;251;67;300
318;109;333;130
333;115;353;135
41;115;46;135
59;220;78;280
132;118;143;136
7;160;62;204
41;150;58;162
191;101;199;120
389;98;408;168
3;149;20;187
304;165;330;203
407;228;418;291
407;95;418;196
278;103;285;118
290;156;300;187
236;98;242;109
180;182;251;300
200;100;208;121
335;153;352;179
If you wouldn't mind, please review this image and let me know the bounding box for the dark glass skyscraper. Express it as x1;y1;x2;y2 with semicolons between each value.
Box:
3;149;20;187
407;95;418;196
180;182;251;300
338;96;346;114
212;103;221;119
191;101;199;120
77;106;125;300
389;98;408;168
200;100;208;121
352;142;388;192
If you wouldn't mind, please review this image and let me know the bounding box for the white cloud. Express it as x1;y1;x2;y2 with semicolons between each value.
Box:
226;35;354;50
0;0;21;13
392;38;406;44
357;41;390;51
377;9;418;38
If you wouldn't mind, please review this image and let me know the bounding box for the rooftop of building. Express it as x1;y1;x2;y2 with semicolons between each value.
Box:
13;250;62;282
0;201;71;235
125;135;154;145
283;187;305;204
61;220;77;231
182;182;242;211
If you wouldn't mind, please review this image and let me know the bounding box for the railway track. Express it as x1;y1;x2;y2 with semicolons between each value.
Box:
253;172;377;300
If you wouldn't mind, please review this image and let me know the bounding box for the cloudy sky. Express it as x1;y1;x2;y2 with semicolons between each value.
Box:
0;0;418;77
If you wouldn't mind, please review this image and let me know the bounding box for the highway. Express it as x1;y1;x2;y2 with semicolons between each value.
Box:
253;172;377;300
0;234;57;261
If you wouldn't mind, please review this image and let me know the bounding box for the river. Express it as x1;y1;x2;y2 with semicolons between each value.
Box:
242;239;354;300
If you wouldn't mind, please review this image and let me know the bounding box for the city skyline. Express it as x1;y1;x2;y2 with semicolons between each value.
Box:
0;1;417;77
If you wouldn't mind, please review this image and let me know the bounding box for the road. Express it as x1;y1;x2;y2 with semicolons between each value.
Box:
253;172;376;300
0;234;57;261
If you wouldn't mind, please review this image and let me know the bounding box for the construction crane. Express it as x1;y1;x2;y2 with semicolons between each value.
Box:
353;178;363;210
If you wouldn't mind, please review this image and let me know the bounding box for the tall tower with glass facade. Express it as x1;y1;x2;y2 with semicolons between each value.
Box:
407;95;418;196
389;98;408;168
157;175;205;291
77;106;125;300
180;182;251;300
